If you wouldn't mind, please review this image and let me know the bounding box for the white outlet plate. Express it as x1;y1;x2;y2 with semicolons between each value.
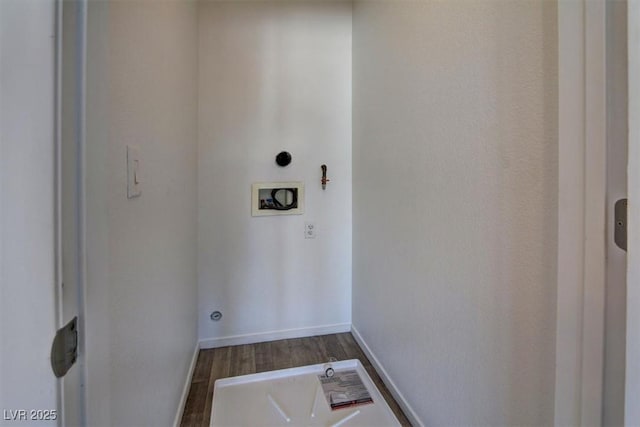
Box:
305;222;316;239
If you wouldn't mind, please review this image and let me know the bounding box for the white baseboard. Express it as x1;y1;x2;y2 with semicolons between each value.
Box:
199;323;351;349
173;340;200;427
351;325;424;427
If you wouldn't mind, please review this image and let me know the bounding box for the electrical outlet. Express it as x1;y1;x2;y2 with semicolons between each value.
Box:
305;222;316;239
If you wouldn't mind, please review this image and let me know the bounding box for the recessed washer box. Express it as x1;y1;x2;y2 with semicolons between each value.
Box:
210;359;401;427
252;182;304;216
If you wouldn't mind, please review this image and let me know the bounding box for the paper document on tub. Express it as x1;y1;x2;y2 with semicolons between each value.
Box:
318;370;373;410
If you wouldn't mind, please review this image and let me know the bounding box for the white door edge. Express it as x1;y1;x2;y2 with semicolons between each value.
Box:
555;1;607;425
625;1;640;425
56;0;89;424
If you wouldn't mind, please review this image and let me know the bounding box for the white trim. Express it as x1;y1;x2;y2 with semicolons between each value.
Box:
581;0;607;424
173;342;201;427
626;1;640;424
350;326;423;427
76;1;89;424
555;1;607;425
555;2;587;421
55;0;89;424
54;0;64;425
199;323;351;349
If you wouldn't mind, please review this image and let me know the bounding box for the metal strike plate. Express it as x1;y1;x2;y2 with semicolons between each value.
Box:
51;316;78;378
615;198;627;252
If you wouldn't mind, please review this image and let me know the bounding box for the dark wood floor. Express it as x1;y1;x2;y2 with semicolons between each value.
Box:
180;332;411;426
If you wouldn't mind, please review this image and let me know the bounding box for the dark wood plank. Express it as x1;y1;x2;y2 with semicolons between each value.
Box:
318;333;348;361
180;333;412;427
191;349;214;383
254;341;274;373
270;339;292;371
337;332;372;366
229;344;255;376
289;336;326;367
202;347;231;427
306;336;331;363
180;380;207;427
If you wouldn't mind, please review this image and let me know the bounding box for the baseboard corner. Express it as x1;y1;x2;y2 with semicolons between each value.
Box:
350;325;424;427
173;340;200;427
199;323;351;349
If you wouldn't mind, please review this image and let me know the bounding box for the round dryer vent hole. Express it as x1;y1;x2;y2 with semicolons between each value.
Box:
275;151;292;167
210;311;222;321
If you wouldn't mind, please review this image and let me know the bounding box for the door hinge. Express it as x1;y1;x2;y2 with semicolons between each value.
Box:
615;198;627;252
51;316;78;378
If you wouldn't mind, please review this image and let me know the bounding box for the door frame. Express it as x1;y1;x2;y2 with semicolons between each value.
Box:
625;1;640;424
49;1;616;425
55;0;88;424
555;1;607;425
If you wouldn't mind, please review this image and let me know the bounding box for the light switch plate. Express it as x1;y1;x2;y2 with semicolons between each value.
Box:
127;146;141;199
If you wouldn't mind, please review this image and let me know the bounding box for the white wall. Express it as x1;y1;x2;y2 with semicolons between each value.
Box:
352;2;558;425
197;1;352;345
0;0;58;424
83;1;199;425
